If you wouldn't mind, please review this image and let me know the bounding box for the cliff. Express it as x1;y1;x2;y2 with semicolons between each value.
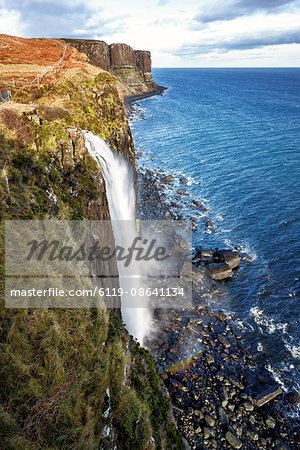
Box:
0;35;181;449
63;39;164;99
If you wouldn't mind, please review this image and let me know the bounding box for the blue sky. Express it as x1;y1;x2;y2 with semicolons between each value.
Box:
0;0;300;67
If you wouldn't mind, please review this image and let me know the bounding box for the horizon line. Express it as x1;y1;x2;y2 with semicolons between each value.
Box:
152;66;300;69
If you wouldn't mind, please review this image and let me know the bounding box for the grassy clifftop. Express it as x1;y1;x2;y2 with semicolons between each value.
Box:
0;47;183;449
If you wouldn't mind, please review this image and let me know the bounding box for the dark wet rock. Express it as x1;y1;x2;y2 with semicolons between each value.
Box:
253;385;282;407
206;353;215;365
237;341;253;359
177;189;189;195
243;401;254;411
195;410;204;421
229;375;244;390
219;386;228;407
286;390;300;405
210;439;218;448
275;438;290;450
170;202;182;208
161;175;174;183
207;263;233;280
192;200;203;207
218;406;229;425
240;252;252;262
225;431;242;449
217;334;231;348
247;430;259;441
202;250;214;262
265;416;276;429
230;323;243;339
179;177;188;184
228;403;235;412
233;423;242;437
205;415;216;427
195;424;202;433
213;250;240;269
205;218;213;227
203;426;213;439
215;312;227;322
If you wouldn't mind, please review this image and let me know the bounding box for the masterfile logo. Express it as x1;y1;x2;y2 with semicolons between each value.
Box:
5;220;192;309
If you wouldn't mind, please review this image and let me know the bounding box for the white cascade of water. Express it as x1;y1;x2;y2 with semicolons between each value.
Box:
83;131;151;344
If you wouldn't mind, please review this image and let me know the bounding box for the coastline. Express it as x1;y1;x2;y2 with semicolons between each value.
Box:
129;97;300;449
124;85;167;105
1;33;299;449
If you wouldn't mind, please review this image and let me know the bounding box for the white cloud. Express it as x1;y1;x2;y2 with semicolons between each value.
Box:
0;0;300;67
0;8;25;36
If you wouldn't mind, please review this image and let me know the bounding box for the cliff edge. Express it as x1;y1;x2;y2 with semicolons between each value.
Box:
63;39;165;99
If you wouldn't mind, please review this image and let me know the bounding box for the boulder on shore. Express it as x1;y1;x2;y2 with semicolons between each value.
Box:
179;177;188;184
253;385;282;407
177;189;188;195
207;263;232;280
161;175;174;183
286;390;300;405
213;249;240;269
225;431;242;449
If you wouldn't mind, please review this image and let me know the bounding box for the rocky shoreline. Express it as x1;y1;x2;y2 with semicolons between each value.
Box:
124;85;168;105
137;166;300;449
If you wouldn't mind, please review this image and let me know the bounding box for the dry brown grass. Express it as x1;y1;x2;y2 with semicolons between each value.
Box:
0;108;34;145
0;34;95;89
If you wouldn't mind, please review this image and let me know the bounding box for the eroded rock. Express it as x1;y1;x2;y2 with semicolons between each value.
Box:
207;263;233;280
225;431;242;449
253;385;282;407
213;250;240;269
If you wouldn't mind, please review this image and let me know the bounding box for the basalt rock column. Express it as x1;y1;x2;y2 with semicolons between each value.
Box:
135;50;153;82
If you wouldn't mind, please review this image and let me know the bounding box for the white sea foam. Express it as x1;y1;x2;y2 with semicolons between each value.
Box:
250;307;288;335
266;364;288;392
284;342;300;359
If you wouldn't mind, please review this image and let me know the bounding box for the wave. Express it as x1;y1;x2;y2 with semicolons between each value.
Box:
266;364;288;392
283;336;300;360
250;306;288;335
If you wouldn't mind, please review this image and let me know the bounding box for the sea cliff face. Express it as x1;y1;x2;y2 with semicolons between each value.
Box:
0;35;182;449
63;39;161;98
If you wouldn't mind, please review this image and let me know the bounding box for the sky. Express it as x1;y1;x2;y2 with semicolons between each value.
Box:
0;0;300;67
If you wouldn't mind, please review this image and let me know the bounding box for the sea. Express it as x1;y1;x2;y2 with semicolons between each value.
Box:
129;68;300;398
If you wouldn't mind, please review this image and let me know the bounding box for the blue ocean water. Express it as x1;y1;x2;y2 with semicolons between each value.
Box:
130;68;300;393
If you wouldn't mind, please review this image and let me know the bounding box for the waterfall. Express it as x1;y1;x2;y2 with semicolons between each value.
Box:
83;131;151;344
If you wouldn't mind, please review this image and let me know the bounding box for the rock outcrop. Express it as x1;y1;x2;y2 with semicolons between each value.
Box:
64;39;163;98
135;50;152;79
110;43;137;68
63;39;111;71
